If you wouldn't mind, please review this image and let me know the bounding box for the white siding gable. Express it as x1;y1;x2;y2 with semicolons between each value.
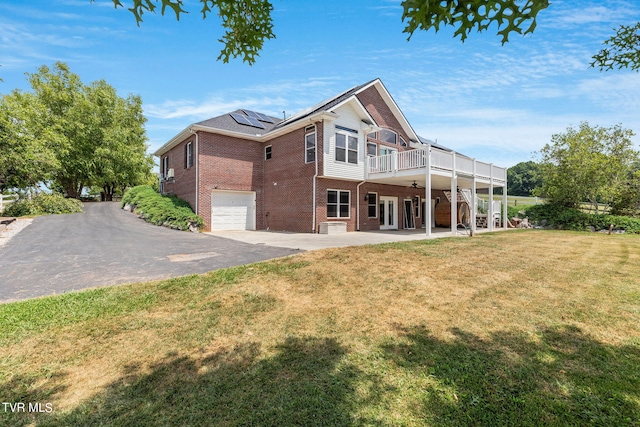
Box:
323;102;367;180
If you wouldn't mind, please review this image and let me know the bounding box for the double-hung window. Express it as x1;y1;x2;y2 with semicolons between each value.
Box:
184;142;193;168
367;193;377;218
162;156;169;179
335;132;358;164
305;125;316;163
265;145;272;160
327;190;350;218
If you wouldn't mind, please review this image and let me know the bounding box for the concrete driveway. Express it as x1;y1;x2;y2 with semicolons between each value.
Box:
0;202;299;303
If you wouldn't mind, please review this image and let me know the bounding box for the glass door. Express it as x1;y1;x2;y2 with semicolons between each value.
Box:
379;196;398;230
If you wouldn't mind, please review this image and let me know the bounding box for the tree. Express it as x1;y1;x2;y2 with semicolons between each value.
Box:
100;0;275;65
401;0;549;44
591;22;640;72
85;80;154;200
28;63;98;198
102;1;639;71
0;91;58;192
18;62;153;199
537;122;639;213
507;161;542;197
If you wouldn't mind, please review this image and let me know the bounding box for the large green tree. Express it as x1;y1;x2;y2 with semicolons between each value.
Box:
86;80;154;200
102;1;639;70
537;122;639;213
12;62;153;198
507;161;542;197
0;91;58;191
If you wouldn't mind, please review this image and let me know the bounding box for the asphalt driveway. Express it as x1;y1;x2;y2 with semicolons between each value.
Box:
0;202;300;303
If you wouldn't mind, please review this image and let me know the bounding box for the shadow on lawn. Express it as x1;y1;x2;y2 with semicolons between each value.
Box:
24;336;364;427
383;324;640;426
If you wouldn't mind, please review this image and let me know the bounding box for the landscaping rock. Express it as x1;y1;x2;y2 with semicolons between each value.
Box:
586;226;596;232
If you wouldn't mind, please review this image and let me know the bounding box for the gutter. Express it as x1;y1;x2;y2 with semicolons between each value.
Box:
190;128;199;215
312;121;319;233
356;180;366;231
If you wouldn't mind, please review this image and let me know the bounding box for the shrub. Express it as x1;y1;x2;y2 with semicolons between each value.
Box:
122;185;204;231
525;203;640;234
3;193;83;217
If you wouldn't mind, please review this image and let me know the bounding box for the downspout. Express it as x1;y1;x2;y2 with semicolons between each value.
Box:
190;128;199;215
356;180;366;231
312;123;319;233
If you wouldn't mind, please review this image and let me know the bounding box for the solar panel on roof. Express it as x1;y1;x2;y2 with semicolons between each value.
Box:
244;109;275;123
243;109;261;119
230;112;265;129
256;112;275;123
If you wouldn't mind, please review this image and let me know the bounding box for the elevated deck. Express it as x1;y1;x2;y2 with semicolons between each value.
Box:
366;147;506;189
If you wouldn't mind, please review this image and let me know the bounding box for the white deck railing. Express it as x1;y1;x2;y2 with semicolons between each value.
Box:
367;148;507;183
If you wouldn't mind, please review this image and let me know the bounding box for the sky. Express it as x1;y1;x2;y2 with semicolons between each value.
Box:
1;0;639;168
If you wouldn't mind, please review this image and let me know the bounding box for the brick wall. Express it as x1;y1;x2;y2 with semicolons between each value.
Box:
356;86;411;145
197;132;264;231
315;179;443;232
263;121;323;232
160;137;197;210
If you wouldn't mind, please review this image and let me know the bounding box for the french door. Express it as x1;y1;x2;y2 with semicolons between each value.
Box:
379;196;398;230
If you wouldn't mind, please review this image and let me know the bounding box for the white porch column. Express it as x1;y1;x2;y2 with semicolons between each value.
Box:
503;167;509;230
425;147;432;237
472;159;477;234
489;163;494;231
451;152;457;236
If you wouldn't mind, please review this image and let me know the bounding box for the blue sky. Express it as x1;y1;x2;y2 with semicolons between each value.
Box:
1;0;639;168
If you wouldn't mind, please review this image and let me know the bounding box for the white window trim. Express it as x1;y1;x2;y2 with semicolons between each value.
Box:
379;129;398;145
162;156;169;180
185;141;193;169
414;195;421;218
265;145;272;160
367;192;378;218
366;142;377;157
327;189;351;219
335;131;359;165
305;126;316;164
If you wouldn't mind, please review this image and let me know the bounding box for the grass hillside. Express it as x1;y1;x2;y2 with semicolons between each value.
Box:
1;230;639;426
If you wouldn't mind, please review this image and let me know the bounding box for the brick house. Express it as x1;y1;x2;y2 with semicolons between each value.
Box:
154;79;507;234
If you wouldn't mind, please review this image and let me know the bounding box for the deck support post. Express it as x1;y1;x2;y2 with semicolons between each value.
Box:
472;159;477;234
425;147;432;237
451;152;457;236
489;163;494;231
503;167;508;230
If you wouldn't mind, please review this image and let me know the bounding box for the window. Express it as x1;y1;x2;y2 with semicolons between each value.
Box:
327;190;350;218
265;145;272;160
336;133;358;164
367;131;377;140
367;193;377;218
305;125;316;163
414;196;421;218
162;156;169;179
184;142;193;169
367;142;377;156
400;136;408;147
379;129;397;144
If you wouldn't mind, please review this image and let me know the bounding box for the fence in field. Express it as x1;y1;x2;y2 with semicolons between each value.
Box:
0;194;18;213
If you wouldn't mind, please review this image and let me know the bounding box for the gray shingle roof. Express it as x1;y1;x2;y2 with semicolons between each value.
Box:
195;110;282;136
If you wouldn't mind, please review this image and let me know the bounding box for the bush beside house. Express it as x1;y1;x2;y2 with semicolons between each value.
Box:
3;193;83;217
121;185;204;231
525;204;640;234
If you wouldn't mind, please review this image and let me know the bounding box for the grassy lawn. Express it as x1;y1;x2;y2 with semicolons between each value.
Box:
1;230;639;426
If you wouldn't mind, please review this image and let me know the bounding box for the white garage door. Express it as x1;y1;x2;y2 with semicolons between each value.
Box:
211;191;256;231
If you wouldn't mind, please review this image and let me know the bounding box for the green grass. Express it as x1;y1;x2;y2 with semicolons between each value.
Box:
1;231;639;426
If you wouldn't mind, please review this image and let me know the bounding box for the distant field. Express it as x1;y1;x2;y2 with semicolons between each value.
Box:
1;230;639;426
